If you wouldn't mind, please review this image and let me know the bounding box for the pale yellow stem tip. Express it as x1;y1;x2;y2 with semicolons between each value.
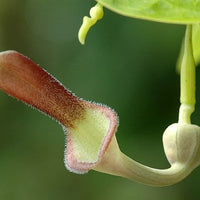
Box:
78;3;104;45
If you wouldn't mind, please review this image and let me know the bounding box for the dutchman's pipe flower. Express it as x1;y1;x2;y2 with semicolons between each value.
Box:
1;47;200;186
0;14;200;186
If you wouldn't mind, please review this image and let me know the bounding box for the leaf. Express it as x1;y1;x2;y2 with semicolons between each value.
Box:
96;0;200;24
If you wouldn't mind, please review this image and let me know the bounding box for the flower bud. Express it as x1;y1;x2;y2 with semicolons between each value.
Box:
163;123;200;169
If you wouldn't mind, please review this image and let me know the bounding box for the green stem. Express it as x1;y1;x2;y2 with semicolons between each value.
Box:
78;3;104;45
179;25;196;124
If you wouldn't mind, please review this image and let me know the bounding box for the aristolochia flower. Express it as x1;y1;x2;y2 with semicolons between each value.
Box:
0;50;118;173
1;38;200;186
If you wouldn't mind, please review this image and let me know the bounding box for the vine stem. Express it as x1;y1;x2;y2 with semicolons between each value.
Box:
178;25;196;124
78;3;104;45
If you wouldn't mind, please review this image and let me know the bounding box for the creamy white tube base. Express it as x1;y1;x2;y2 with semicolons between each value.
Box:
94;136;196;186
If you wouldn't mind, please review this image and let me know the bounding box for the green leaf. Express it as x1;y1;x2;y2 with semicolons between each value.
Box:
96;0;200;24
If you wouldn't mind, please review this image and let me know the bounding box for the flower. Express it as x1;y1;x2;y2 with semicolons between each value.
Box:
0;50;118;173
1;50;200;187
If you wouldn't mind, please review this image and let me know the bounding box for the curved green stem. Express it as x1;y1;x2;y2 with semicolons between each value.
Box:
78;3;104;45
179;25;196;124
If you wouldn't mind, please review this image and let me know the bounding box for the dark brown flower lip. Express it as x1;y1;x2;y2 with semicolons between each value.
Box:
0;50;85;128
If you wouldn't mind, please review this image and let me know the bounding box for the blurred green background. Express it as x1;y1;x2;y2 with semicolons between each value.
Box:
0;0;200;199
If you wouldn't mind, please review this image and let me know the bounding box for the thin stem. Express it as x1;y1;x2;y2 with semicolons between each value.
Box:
78;3;104;45
179;25;196;124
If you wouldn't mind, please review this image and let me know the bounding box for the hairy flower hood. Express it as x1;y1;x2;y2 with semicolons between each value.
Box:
0;50;118;173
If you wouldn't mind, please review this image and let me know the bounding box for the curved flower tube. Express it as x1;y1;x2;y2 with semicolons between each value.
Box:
94;123;200;186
